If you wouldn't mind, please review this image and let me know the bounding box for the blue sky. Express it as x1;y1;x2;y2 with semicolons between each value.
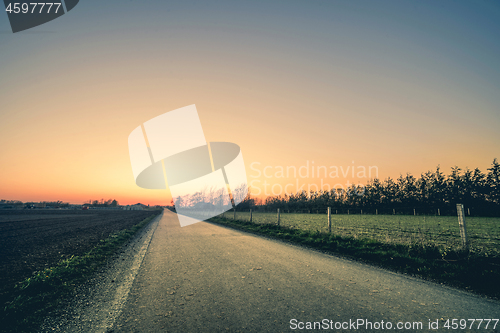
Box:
1;0;499;203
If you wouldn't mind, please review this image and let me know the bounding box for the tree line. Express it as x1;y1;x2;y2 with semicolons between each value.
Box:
84;199;119;207
238;158;500;217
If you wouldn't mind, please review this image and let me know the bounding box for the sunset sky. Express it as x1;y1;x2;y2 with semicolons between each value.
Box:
1;1;499;205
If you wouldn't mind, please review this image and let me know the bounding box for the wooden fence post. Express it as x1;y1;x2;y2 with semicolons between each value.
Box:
360;209;363;215
456;204;469;250
413;208;416;216
438;208;440;216
277;208;280;226
376;209;378;215
250;209;253;222
328;207;331;233
347;209;349;215
393;208;395;215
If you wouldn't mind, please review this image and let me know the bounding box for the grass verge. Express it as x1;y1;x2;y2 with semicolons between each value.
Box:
209;216;500;300
1;211;161;333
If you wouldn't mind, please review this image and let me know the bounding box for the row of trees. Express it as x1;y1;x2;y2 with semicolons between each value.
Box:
0;200;23;205
84;199;119;207
0;199;120;208
238;159;500;216
0;200;71;208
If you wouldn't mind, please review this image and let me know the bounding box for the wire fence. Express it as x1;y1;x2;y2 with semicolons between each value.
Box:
221;209;500;256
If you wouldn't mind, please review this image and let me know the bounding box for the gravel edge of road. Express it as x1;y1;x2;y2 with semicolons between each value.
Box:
39;211;163;333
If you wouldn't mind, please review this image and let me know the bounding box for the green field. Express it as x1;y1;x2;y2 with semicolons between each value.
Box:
225;211;500;256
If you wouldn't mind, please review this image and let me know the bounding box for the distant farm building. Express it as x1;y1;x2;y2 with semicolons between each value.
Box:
123;203;148;211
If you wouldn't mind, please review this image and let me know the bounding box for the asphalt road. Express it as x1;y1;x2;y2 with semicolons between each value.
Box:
105;210;499;332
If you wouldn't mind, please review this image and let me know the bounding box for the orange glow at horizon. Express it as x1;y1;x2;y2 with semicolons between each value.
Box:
1;5;499;206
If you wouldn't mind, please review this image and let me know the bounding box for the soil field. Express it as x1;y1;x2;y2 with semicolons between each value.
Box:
0;209;159;307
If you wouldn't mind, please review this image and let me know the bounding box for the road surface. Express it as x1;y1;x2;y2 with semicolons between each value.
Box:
45;210;500;332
